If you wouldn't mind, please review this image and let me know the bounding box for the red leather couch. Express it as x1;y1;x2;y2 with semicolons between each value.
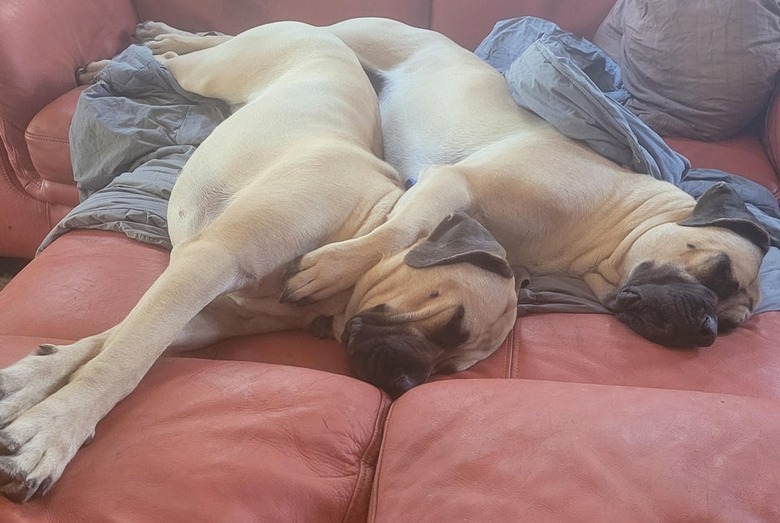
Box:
2;0;780;520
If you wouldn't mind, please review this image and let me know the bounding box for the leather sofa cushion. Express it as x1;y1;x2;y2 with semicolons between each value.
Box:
25;87;84;207
433;311;780;400
0;0;135;192
0;231;170;340
665;132;780;201
0;230;356;376
371;379;780;521
765;85;780;176
0;354;389;521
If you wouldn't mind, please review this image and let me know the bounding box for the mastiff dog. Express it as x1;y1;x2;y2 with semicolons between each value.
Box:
0;22;518;501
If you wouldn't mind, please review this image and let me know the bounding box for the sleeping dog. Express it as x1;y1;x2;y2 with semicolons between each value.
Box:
113;20;770;348
0;22;518;501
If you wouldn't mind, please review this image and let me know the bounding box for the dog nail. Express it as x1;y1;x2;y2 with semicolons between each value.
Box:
0;458;17;483
36;477;53;497
1;483;27;504
279;289;294;303
35;344;58;356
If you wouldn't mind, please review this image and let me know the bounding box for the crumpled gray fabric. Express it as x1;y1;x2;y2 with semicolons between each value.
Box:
476;17;780;314
38;45;229;252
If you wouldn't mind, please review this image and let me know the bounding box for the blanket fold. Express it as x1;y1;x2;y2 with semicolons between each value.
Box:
38;45;229;252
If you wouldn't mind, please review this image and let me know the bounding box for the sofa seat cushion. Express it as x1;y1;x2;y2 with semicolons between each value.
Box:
438;312;780;400
0;230;358;376
0;230;170;340
24;86;84;207
665;132;780;201
371;379;780;522
0;354;389;522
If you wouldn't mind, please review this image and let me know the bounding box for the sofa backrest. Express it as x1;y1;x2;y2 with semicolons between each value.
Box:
133;0;617;50
133;0;432;39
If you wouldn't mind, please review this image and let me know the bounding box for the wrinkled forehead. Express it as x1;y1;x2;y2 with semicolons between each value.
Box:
685;252;741;298
685;242;763;292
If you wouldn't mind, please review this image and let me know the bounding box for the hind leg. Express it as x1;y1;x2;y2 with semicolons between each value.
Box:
143;33;232;57
76;22;233;85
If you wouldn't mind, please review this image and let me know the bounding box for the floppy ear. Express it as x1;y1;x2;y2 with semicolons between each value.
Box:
678;182;770;254
404;212;513;278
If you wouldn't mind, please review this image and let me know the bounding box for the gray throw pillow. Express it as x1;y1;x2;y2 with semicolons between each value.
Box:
594;0;780;140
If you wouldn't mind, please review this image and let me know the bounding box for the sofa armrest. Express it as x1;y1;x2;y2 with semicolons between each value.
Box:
0;0;137;189
764;86;780;178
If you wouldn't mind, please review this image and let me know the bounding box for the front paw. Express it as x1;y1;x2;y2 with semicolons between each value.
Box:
0;410;89;502
0;345;72;428
75;59;111;85
280;246;368;303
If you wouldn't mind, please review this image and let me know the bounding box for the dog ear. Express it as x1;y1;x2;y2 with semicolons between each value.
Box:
678;182;770;254
404;212;513;278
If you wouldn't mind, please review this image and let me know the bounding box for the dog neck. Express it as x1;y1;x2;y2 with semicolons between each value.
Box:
594;196;695;287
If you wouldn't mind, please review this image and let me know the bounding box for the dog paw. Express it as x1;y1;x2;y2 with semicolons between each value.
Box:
0;342;96;429
0;405;91;502
75;59;111;86
133;21;191;43
280;245;369;303
143;34;196;56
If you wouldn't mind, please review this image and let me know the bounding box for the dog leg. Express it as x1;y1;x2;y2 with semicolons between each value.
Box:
134;20;231;56
282;164;474;302
142;34;231;57
76;23;232;86
0;241;240;502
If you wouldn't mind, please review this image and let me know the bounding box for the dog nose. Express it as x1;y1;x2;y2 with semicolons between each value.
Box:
388;374;417;399
698;314;717;347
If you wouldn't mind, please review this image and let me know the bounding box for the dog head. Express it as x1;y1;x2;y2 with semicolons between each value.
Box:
342;212;517;397
611;183;768;347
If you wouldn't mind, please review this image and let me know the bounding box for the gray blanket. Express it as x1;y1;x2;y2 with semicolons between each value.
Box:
39;45;229;251
45;26;780;316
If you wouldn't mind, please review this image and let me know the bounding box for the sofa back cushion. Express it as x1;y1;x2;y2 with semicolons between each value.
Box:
594;0;780;141
430;0;616;50
133;0;431;35
133;0;617;50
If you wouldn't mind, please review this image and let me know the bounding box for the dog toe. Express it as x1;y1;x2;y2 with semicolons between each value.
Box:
0;474;38;504
0;431;20;455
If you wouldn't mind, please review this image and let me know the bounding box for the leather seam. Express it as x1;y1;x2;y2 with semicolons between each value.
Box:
24;132;69;144
506;319;516;378
343;389;391;523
